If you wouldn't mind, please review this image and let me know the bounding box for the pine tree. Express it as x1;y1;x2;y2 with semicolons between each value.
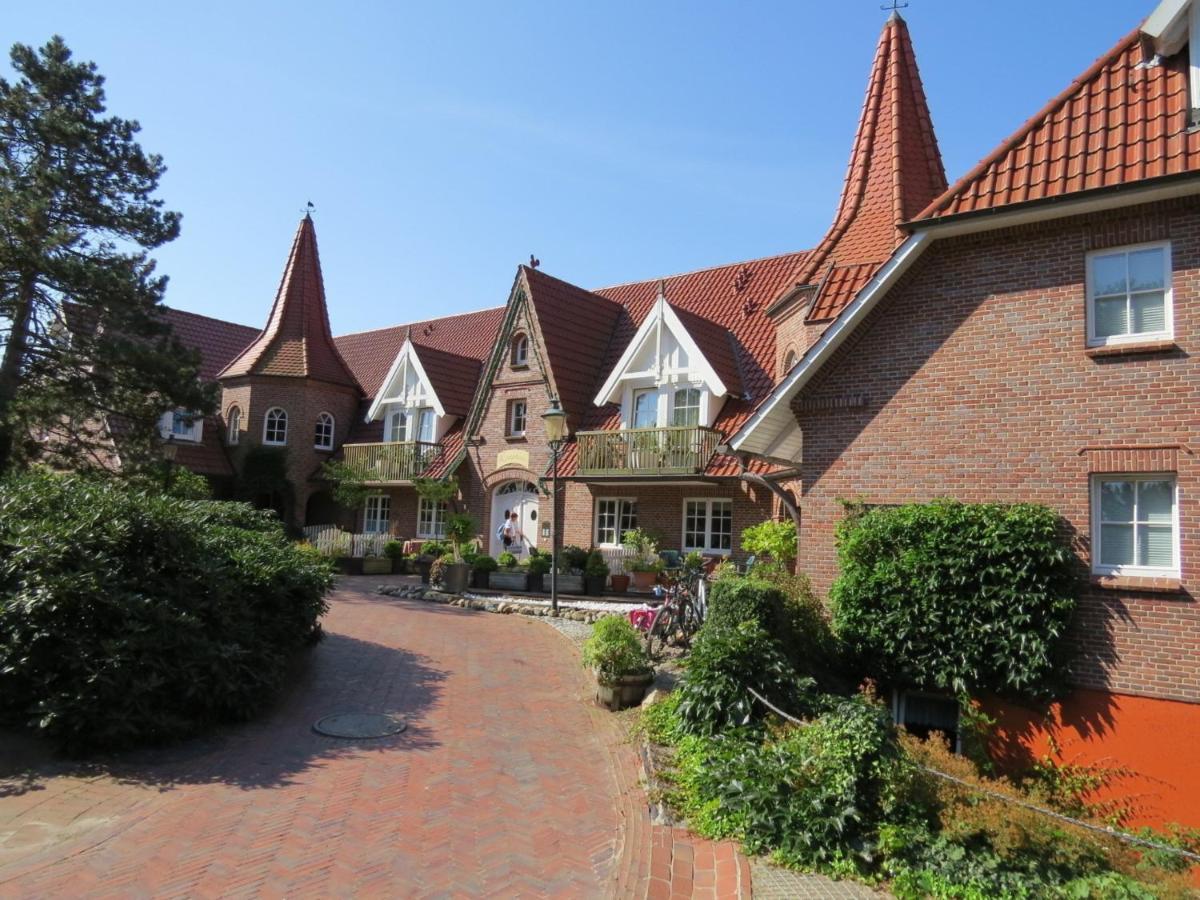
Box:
0;36;213;475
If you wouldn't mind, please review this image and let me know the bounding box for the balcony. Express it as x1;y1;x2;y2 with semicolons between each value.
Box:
342;441;442;484
576;426;721;476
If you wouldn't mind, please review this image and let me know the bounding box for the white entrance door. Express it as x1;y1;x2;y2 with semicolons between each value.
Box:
491;481;540;557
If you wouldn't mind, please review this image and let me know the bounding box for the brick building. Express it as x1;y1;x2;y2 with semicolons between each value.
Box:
161;12;942;565
732;0;1200;830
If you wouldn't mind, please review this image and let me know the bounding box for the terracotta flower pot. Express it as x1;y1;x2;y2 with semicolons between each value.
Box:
631;571;657;591
610;574;631;593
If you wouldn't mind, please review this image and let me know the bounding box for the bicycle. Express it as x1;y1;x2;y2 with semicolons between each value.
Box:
643;570;707;657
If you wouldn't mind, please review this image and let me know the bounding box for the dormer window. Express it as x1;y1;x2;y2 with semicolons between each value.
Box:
264;407;288;446
511;333;529;367
160;409;202;443
1142;0;1200;123
314;412;335;450
386;406;434;443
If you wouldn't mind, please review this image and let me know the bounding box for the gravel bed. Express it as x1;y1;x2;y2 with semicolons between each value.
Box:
538;615;594;646
463;593;649;614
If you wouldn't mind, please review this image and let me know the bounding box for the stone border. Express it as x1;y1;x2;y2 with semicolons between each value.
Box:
374;585;610;624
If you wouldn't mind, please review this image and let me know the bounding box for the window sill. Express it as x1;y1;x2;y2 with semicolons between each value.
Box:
1090;574;1183;594
511;363;530;371
1085;340;1179;359
505;434;528;442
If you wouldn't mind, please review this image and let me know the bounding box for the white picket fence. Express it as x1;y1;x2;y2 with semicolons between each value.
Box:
599;546;639;575
302;525;391;559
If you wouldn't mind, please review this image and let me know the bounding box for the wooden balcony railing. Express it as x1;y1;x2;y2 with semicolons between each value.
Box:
576;426;721;476
342;441;442;484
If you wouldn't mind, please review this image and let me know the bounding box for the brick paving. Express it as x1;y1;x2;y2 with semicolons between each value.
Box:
0;577;748;898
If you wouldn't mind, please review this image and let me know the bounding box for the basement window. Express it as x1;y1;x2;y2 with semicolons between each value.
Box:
892;690;961;753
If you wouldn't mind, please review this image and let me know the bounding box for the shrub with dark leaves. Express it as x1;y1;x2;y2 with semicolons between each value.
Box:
0;471;332;752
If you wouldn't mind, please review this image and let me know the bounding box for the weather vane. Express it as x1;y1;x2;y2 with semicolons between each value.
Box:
881;0;909;10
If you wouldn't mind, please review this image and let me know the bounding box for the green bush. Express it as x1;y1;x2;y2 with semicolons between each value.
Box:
740;519;797;569
527;554;551;576
471;555;498;573
0;472;332;752
581;615;651;684
675;620;813;736
584;550;609;578
383;540;405;560
419;539;450;557
497;551;518;569
831;500;1077;699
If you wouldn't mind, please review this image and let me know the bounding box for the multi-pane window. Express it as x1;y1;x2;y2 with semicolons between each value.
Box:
1092;475;1178;576
226;406;241;445
363;495;390;534
418;498;448;538
264;407;288;445
508;399;527;437
683;499;733;553
314;412;335;450
385;407;434;443
166;410;202;442
595;499;638;546
671;388;701;427
1087;243;1172;345
512;334;529;367
632;389;658;428
387;409;409;443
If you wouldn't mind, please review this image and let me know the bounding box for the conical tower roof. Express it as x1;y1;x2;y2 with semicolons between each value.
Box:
219;214;359;388
798;12;947;322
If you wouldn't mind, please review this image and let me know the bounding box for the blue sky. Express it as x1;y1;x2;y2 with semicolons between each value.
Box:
8;0;1153;335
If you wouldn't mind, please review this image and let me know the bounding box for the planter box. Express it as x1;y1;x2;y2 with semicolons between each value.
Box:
362;556;391;576
555;574;585;594
595;671;655;711
335;557;363;576
490;571;529;592
390;557;410;575
442;562;470;594
527;573;545;592
471;570;492;589
585;575;607;596
416;559;433;584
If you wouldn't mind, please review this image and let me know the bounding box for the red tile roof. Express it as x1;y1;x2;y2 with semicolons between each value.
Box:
219;215;360;388
159;308;258;382
917;28;1197;221
334;306;504;400
798;13;946;322
415;344;484;419
173;418;236;477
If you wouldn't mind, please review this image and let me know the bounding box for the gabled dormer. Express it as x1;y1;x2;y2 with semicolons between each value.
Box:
364;335;456;444
593;282;739;431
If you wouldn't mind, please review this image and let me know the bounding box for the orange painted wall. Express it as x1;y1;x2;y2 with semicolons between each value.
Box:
983;689;1200;831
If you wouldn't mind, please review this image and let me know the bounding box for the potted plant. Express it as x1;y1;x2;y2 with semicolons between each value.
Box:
527;551;551;592
471;554;498;589
429;553;454;590
581;615;654;710
442;512;477;594
490;551;528;592
610;570;630;593
623;528;663;591
383;540;407;574
584;550;609;595
554;544;587;594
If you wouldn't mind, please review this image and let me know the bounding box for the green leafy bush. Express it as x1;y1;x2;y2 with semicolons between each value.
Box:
527;554;551;575
740;519;797;569
383;540;405;560
420;539;450;558
675;620;813;736
560;545;588;572
0;472;332;752
497;551;518;569
584;550;609;578
471;555;498;573
581;615;651;684
831;500;1077;699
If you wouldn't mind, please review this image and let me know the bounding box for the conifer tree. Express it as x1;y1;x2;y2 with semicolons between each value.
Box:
0;36;212;474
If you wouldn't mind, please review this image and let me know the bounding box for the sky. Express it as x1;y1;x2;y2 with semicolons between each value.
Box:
6;0;1156;336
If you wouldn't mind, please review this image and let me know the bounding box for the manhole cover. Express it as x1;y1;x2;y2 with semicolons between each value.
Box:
313;713;407;739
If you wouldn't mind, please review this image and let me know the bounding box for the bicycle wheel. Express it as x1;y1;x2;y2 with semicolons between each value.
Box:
645;603;678;657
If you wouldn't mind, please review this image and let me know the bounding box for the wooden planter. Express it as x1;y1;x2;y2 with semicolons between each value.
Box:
490;570;529;592
471;570;491;589
595;671;655;711
585;575;607;596
416;558;433;584
362;556;391;576
556;574;585;594
442;562;470;594
335;557;363;576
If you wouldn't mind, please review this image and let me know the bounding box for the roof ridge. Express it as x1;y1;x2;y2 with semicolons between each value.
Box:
161;306;259;332
592;247;812;292
915;26;1142;221
333;304;505;340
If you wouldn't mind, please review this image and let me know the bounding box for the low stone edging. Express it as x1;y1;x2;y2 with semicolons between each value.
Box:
374;584;611;624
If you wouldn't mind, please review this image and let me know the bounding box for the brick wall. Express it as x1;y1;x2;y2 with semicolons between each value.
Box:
792;199;1200;703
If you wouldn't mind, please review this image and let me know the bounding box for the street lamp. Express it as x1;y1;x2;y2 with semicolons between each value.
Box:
161;433;178;492
542;398;569;614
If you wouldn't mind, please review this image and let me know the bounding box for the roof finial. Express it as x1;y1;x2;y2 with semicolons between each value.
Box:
881;0;908;14
656;278;666;300
529;254;541;269
304;200;315;219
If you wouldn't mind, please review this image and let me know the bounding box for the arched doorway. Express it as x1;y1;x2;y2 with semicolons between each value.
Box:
491;480;539;557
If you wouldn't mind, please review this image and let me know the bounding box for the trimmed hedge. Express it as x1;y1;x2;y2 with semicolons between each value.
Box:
0;472;332;752
831;499;1077;699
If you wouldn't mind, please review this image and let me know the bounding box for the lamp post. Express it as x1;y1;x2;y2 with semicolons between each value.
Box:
161;434;178;492
542;398;569;615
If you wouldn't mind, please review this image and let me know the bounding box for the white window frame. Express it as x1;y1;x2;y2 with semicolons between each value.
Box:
682;498;733;555
263;407;288;446
1085;241;1173;347
363;494;391;535
670;387;702;427
512;333;529;367
314;412;335;450
1090;474;1180;578
595;498;638;547
226;406;241;446
417;497;448;538
161;409;203;443
508;399;527;437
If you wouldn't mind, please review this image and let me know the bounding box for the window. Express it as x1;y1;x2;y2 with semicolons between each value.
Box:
511;333;529;367
386;408;409;443
1087;242;1172;345
893;690;960;753
385;406;434;443
596;499;638;546
1091;475;1179;576
226;406;241;446
418;498;447;538
161;410;202;443
671;388;701;427
632;389;658;429
417;408;435;443
683;499;733;553
507;399;527;437
363;495;390;534
314;412;335;450
263;407;288;445
783;349;798;372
